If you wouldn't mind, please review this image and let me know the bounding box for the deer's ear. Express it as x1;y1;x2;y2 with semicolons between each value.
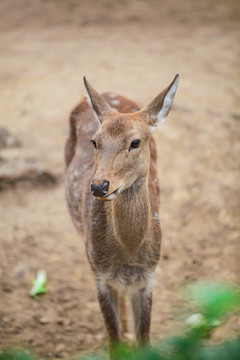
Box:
83;77;113;124
143;74;179;132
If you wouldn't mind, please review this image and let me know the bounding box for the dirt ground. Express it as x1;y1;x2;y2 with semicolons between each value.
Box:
0;0;240;358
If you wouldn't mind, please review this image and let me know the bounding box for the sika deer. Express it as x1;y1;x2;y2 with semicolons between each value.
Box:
65;75;179;357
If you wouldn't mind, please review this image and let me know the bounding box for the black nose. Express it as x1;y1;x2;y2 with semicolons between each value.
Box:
91;180;109;198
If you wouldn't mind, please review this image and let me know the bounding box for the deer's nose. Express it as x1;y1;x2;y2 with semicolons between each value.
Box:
91;180;109;198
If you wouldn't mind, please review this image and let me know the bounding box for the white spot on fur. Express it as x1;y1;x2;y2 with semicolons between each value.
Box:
81;162;89;170
131;107;138;112
111;99;120;105
81;121;96;132
74;190;80;199
152;212;159;220
109;93;116;99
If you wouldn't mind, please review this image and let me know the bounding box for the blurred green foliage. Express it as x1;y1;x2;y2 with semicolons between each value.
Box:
1;281;239;360
187;282;240;320
185;281;240;338
0;349;36;360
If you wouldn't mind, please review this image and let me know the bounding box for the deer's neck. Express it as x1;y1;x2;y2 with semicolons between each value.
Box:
112;177;151;253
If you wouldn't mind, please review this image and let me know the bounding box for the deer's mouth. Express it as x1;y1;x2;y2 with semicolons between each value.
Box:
99;185;123;201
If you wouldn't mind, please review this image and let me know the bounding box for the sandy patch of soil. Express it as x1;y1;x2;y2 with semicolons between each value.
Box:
0;0;239;358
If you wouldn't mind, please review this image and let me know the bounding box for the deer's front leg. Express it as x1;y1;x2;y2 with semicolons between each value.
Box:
131;285;152;345
96;281;121;349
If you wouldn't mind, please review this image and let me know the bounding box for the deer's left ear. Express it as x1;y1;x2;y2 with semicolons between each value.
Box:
143;74;179;132
83;76;113;124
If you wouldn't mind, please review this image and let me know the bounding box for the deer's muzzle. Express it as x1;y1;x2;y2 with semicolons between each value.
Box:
91;179;109;198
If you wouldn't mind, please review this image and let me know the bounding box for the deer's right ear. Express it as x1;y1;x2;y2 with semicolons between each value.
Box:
84;77;113;124
143;74;179;132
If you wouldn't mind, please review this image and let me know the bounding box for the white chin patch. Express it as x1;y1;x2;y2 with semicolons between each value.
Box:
104;185;123;201
105;192;117;200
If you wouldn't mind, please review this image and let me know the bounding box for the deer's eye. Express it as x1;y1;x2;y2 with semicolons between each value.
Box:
129;139;141;151
90;140;97;149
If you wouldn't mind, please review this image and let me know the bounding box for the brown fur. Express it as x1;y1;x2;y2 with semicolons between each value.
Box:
65;76;178;358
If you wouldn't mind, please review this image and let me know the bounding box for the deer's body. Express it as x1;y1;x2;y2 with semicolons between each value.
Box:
65;76;179;356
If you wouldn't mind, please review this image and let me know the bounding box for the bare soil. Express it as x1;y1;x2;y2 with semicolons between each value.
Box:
0;0;240;358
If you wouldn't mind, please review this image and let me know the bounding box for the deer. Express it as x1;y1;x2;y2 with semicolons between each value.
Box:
65;74;179;358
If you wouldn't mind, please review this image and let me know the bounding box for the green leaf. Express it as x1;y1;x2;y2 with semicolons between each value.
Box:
29;270;47;299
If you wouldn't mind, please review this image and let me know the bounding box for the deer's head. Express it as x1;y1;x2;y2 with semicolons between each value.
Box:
84;75;179;201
